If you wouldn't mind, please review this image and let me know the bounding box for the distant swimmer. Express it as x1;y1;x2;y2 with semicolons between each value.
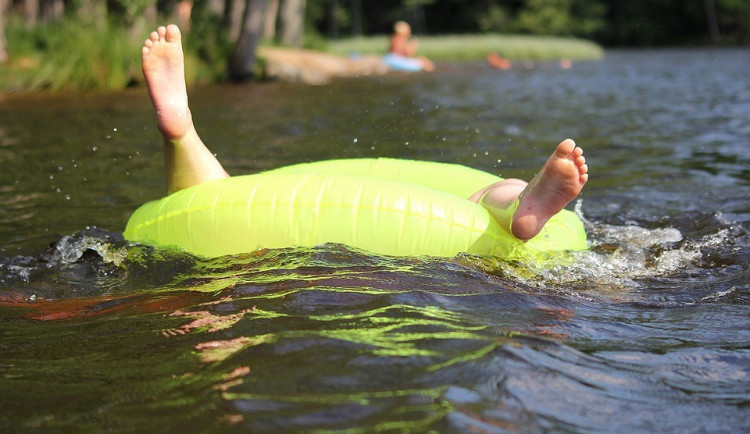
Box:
384;21;435;72
487;52;512;70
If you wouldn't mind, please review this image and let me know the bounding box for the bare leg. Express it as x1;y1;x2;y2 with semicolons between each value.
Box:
471;139;588;241
468;178;527;208
142;24;229;194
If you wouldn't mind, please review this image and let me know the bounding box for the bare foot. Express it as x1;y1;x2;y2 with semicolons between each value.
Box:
511;139;588;241
142;25;229;194
142;24;191;140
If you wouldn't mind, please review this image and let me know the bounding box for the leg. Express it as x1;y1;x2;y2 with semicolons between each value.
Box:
142;24;229;194
471;139;588;241
468;178;528;208
419;57;435;72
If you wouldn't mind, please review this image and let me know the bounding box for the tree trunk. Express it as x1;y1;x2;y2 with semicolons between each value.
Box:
350;0;361;36
327;0;338;38
229;0;267;81
0;0;7;64
224;0;246;43
76;0;107;26
263;0;279;41
704;0;721;43
25;0;39;27
278;0;306;47
207;0;224;15
40;0;64;23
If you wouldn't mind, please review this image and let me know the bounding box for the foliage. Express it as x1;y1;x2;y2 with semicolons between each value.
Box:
513;0;604;37
0;15;226;92
1;17;140;91
476;5;510;33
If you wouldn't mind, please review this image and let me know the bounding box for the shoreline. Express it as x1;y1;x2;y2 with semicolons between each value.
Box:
0;25;606;93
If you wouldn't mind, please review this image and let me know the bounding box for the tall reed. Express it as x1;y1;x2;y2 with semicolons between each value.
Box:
2;19;141;91
0;18;226;92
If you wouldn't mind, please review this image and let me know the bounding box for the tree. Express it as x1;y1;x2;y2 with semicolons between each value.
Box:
514;0;604;37
278;0;306;47
24;0;39;27
705;0;721;42
263;0;279;40
40;0;64;23
0;0;7;64
76;0;107;26
229;0;267;81
350;0;361;36
224;0;245;42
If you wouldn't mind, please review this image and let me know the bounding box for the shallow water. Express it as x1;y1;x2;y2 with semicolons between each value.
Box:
1;49;749;432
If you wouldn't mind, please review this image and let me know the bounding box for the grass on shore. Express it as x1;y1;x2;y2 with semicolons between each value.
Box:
326;34;604;62
0;19;226;93
1;20;141;92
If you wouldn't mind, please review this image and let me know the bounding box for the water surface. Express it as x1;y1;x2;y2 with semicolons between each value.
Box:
1;49;749;432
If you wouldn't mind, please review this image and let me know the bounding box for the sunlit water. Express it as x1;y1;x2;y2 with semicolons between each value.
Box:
1;49;748;431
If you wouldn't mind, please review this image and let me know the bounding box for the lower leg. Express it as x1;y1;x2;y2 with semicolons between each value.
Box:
142;24;229;194
471;139;588;241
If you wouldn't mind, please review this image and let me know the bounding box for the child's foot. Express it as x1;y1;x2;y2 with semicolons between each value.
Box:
511;139;588;241
142;24;191;140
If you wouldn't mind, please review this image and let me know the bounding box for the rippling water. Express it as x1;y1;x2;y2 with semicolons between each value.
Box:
1;49;749;431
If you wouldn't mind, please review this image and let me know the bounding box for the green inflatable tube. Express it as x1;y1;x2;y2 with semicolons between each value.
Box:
123;158;587;259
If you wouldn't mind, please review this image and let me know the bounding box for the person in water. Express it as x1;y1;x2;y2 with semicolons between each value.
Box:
386;21;435;72
141;25;587;242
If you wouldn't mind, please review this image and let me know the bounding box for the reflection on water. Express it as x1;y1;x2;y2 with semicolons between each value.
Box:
1;49;749;431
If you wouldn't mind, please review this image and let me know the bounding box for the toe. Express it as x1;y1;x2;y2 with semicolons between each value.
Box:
165;24;182;43
556;139;576;157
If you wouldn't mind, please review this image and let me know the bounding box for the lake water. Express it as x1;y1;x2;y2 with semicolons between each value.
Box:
1;49;748;432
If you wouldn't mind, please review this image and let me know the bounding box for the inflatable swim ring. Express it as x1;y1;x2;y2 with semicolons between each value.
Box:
123;158;587;259
383;53;424;72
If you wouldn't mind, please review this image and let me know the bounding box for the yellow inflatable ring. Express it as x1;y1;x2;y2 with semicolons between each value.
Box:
123;158;587;259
